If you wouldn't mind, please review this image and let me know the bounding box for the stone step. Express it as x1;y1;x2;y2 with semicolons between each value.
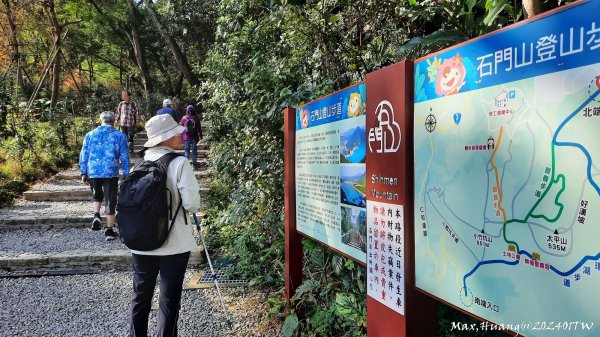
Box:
0;215;92;230
23;189;92;201
0;212;207;231
173;149;209;158
132;142;209;152
135;123;208;138
133;136;207;144
23;187;209;202
0;227;205;271
52;170;211;181
128;158;208;170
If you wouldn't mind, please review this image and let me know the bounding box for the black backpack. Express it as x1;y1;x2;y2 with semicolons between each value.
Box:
116;153;187;251
185;117;198;136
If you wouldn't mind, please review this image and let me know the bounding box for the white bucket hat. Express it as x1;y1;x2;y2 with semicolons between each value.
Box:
144;114;185;147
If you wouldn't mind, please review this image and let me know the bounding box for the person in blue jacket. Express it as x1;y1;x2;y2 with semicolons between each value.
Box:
79;111;129;241
156;98;179;121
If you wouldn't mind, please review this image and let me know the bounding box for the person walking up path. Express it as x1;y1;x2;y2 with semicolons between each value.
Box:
79;111;129;241
180;104;203;168
156;98;179;121
129;114;201;337
116;91;140;150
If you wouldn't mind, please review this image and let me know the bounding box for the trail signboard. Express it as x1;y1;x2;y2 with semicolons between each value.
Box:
294;83;368;263
413;1;600;335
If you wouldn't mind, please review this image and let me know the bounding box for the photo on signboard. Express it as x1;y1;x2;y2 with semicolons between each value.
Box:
340;165;366;207
339;120;366;164
340;206;367;253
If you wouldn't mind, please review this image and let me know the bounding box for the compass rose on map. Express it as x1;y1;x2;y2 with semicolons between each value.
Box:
425;114;436;133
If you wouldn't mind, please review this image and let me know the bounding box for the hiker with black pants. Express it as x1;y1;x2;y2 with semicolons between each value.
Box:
115;91;139;150
79;111;129;241
126;114;201;337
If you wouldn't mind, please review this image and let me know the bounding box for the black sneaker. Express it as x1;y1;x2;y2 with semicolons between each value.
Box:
91;214;101;231
105;227;118;241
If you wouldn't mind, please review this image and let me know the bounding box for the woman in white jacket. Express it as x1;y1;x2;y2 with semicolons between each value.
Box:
129;114;201;337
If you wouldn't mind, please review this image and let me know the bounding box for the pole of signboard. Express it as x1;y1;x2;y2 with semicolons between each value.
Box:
284;107;303;305
365;61;438;337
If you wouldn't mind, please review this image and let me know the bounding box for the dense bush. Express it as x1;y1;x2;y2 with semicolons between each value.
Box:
0;84;99;206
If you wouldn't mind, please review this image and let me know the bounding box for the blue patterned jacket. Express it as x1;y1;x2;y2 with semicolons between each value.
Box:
79;125;129;178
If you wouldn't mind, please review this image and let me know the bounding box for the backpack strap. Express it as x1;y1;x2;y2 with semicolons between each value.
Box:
156;153;188;226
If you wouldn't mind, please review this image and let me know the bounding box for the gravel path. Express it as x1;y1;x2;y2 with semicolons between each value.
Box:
0;227;125;256
0;200;91;219
0;271;280;337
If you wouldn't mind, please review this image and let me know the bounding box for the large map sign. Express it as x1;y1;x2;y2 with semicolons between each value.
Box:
414;1;600;335
295;83;367;263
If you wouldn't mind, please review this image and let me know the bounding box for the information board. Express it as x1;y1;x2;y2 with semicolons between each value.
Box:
414;1;600;335
295;83;367;263
367;201;405;315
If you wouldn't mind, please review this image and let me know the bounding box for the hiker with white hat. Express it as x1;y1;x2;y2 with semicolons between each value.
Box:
127;114;201;337
156;98;179;121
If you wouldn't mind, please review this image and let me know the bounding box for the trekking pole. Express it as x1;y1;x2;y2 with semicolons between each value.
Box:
192;213;232;327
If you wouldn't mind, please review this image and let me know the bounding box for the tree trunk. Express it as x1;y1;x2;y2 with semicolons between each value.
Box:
523;0;544;18
142;0;200;87
127;0;153;93
88;56;93;85
43;0;63;107
50;50;62;106
119;51;123;86
155;55;173;95
174;71;184;97
3;0;26;93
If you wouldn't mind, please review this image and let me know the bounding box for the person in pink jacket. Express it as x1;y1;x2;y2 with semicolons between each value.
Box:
180;105;202;168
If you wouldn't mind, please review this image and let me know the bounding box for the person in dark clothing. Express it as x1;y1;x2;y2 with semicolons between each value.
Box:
180;105;203;168
156;98;179;121
115;91;139;149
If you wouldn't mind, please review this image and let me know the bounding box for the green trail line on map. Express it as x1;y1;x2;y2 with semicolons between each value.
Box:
502;87;600;250
502;127;573;252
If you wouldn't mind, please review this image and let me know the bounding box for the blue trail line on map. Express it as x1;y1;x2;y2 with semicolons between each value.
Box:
553;88;600;195
548;252;600;277
463;259;520;295
519;250;600;277
462;251;600;296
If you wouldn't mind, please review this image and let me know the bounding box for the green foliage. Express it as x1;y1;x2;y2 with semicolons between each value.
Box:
397;0;566;59
283;244;367;337
282;313;299;337
0;85;96;206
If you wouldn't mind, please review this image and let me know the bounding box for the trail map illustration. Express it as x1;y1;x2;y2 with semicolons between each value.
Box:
414;2;600;335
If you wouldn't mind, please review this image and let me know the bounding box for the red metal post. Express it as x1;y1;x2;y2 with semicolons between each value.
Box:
284;107;303;305
365;61;438;337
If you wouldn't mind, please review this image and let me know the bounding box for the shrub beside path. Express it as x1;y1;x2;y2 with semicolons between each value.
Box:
0;131;280;337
